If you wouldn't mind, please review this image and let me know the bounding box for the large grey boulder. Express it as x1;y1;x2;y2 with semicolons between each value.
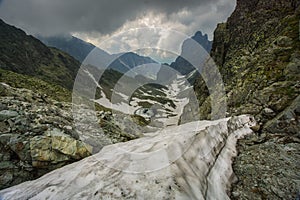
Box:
263;95;300;134
0;110;18;121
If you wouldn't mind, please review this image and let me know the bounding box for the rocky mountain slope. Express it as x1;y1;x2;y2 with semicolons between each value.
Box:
0;22;97;188
0;82;91;189
0;79;145;190
194;0;300;124
189;0;300;198
0;19;80;90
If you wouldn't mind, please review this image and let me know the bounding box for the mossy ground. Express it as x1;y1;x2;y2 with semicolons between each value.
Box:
0;68;71;102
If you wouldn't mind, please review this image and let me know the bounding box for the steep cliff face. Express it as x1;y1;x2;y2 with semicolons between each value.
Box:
195;0;300;131
192;0;300;198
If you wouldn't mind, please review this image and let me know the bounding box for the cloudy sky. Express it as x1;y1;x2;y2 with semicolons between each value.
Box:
0;0;236;62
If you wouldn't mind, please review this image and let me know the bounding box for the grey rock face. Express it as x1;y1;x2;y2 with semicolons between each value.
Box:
263;95;300;134
0;110;18;121
231;132;300;200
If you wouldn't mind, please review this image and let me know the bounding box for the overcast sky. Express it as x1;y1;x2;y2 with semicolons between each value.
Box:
0;0;236;62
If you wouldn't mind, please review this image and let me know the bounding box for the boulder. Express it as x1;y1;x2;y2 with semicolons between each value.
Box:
0;110;18;121
263;95;300;134
30;129;92;168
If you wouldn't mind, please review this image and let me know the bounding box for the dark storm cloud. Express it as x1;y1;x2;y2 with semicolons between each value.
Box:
0;0;223;36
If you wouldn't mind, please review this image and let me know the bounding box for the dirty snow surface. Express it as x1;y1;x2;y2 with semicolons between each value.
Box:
0;115;256;200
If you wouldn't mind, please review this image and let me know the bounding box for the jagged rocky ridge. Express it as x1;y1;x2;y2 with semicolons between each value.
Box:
0;115;256;200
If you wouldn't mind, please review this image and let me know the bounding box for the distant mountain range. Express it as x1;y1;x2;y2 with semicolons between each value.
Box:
38;31;212;76
38;35;157;75
37;35;100;63
108;52;157;75
0;16;212;103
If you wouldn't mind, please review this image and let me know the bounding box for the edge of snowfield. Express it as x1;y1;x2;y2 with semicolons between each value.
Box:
0;115;256;200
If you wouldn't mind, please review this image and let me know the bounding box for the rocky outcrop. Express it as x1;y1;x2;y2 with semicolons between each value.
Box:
0;115;256;199
230;95;300;199
0;83;93;189
263;95;300;134
29;129;92;168
190;0;300;198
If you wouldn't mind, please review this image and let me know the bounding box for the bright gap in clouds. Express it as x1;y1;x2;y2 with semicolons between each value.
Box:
0;0;236;63
72;0;236;64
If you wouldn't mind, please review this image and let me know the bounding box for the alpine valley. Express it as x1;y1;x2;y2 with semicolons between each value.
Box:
0;0;299;199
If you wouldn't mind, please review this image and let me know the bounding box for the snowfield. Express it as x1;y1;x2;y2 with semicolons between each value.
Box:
95;73;193;127
0;115;256;200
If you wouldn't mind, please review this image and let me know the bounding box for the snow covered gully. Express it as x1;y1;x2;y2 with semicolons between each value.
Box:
0;115;256;200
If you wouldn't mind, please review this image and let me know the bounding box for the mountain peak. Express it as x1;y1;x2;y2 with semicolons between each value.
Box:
168;30;212;75
194;30;203;35
193;31;209;41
